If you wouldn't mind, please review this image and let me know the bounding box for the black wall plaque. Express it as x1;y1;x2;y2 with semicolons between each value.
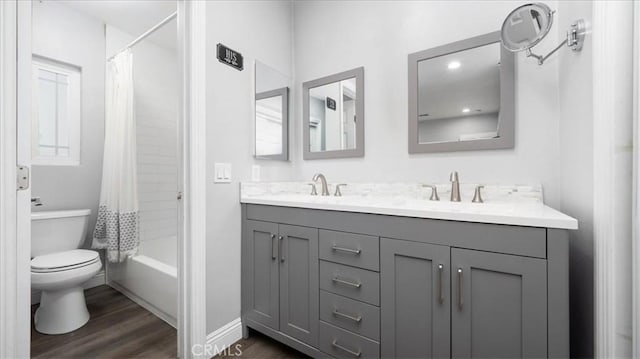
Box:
326;97;336;110
217;43;243;71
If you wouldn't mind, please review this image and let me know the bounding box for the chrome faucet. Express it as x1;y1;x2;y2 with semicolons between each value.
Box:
312;173;330;196
450;171;461;202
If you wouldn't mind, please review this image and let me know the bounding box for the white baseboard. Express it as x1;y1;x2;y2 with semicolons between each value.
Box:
108;280;177;328
206;318;243;358
31;270;106;305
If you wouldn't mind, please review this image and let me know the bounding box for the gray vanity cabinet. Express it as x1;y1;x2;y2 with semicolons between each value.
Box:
241;204;569;359
243;220;319;346
451;248;547;359
244;220;280;330
380;238;451;358
279;224;319;346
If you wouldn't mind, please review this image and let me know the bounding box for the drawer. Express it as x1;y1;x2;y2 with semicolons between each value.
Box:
320;290;380;341
319;230;379;271
320;261;380;306
320;321;380;359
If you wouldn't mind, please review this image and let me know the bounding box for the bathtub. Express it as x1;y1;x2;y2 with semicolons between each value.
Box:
107;236;177;327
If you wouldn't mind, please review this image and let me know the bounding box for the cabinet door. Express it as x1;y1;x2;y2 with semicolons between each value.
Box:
243;220;280;330
451;248;547;359
279;224;319;346
380;238;450;358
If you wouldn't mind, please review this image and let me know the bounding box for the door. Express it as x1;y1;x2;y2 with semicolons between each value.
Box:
244;220;280;330
380;238;450;358
279;224;319;346
451;248;547;359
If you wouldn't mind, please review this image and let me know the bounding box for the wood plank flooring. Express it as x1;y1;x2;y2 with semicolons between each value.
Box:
31;285;177;359
215;331;309;359
32;285;308;359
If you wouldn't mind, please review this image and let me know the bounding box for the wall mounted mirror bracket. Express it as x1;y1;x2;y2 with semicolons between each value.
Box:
501;3;586;65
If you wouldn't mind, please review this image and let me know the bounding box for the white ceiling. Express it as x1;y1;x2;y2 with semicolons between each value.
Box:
57;0;177;51
417;42;501;121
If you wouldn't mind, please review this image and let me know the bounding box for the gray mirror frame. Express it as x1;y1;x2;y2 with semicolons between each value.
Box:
408;31;515;153
303;67;365;160
255;87;289;161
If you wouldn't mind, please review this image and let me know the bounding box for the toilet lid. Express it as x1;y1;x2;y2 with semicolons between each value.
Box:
31;249;99;272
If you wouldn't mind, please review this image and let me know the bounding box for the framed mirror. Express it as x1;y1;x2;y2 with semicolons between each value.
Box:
408;31;515;153
255;61;289;160
303;67;364;160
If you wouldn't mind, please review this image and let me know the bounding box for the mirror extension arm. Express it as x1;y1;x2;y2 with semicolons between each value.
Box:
525;20;585;65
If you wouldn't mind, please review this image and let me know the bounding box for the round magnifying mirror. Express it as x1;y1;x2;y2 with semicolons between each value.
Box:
501;3;554;52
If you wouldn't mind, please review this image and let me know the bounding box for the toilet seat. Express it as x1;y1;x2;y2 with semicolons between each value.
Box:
31;249;100;273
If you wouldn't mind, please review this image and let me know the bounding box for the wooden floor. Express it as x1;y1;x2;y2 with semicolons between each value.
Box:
31;285;177;359
216;331;309;359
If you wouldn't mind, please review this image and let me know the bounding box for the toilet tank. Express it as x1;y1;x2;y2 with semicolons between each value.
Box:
31;209;91;258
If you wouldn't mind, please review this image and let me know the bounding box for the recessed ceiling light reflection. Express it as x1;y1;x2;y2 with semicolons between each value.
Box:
448;61;461;70
462;108;471;113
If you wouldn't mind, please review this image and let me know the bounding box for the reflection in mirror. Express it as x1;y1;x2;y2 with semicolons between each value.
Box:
308;78;357;152
501;2;554;53
303;67;364;160
417;42;501;144
408;32;514;153
255;61;289;160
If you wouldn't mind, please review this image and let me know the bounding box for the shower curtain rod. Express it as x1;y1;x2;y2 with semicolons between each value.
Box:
107;11;177;61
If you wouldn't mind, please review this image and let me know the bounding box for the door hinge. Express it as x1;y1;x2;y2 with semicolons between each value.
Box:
17;165;29;191
177;191;183;200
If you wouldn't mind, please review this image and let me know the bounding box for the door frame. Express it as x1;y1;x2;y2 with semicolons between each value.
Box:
633;1;640;357
177;1;207;357
0;1;208;357
0;1;30;358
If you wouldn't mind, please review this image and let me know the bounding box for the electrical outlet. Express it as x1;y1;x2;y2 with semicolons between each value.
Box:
214;163;232;183
251;165;261;181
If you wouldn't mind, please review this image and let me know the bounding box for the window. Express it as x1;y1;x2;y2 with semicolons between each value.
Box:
32;57;81;166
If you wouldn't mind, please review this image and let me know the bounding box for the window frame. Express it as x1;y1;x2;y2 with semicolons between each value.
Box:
31;56;81;166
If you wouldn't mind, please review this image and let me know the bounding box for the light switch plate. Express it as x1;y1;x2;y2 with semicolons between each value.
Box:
214;163;232;183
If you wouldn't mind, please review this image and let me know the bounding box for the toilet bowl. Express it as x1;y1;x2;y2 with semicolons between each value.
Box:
31;249;101;334
31;210;102;335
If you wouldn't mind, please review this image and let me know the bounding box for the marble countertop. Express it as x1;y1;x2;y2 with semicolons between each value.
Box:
240;182;578;230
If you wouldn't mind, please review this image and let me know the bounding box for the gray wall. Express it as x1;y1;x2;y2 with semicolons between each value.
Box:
31;2;105;247
205;1;295;333
557;2;594;357
292;0;563;208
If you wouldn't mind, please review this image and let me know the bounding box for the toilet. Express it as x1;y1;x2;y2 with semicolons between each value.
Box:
31;209;102;335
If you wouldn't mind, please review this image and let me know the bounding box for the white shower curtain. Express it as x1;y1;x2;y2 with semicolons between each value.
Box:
92;49;139;263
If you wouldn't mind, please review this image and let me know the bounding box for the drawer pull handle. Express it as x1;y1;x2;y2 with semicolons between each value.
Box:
332;276;362;288
332;340;362;357
331;245;361;255
279;236;285;262
457;268;463;310
438;264;444;304
271;234;277;260
332;308;362;323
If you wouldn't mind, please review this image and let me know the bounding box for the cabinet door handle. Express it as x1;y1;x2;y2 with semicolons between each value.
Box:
279;236;285;262
457;268;463;310
271;234;277;260
332;308;362;323
331;245;361;255
332;276;362;288
331;340;362;357
438;264;444;304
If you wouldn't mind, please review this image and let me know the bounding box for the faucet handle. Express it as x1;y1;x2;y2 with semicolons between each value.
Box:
472;185;485;203
308;183;318;196
422;185;440;201
334;184;347;197
450;171;459;182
